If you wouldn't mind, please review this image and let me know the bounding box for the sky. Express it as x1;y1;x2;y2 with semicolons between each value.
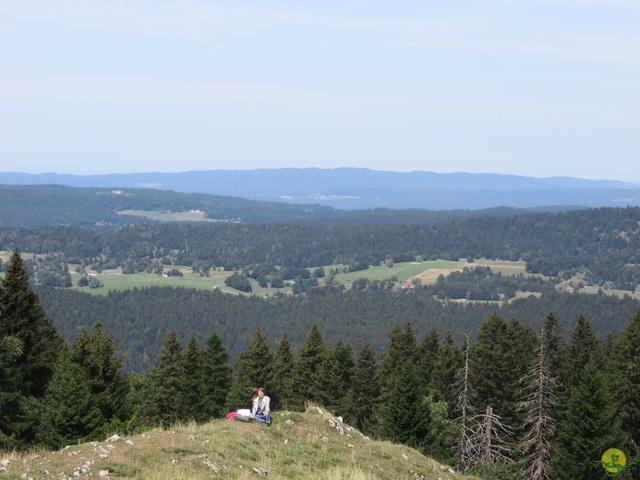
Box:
0;1;639;181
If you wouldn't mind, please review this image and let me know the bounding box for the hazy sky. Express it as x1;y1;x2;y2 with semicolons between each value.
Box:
1;1;639;181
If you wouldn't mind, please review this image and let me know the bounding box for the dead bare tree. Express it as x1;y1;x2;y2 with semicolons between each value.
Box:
517;328;557;480
472;404;514;464
456;335;513;472
455;335;476;472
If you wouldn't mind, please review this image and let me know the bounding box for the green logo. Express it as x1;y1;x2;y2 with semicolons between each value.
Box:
596;448;638;477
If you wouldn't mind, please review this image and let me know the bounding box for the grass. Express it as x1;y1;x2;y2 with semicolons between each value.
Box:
117;210;222;222
0;405;480;480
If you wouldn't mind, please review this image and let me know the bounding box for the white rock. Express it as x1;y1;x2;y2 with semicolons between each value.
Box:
106;434;120;442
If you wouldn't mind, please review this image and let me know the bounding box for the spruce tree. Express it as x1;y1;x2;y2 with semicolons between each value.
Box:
554;359;625;480
226;329;273;411
36;351;103;450
315;348;343;412
542;312;564;379
141;331;184;429
199;331;231;420
564;314;604;391
0;335;25;448
69;323;129;425
180;335;202;422
293;325;329;408
332;339;355;410
471;314;535;429
343;341;381;433
380;322;417;399
0;249;63;398
380;361;430;453
270;334;296;411
417;327;439;392
612;309;640;456
430;330;463;416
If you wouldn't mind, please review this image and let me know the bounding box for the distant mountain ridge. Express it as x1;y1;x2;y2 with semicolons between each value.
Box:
2;168;639;210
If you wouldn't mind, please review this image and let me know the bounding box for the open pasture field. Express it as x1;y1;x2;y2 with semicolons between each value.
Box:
117;210;218;222
0;250;535;297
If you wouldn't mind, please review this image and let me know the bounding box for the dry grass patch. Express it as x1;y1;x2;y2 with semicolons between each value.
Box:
1;405;479;480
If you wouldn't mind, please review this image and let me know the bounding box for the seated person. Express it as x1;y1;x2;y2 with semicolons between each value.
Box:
250;387;271;426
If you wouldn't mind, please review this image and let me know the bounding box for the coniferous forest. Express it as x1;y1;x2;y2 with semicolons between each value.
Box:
3;191;640;479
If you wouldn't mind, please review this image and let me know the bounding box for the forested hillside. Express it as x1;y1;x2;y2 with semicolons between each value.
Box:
0;184;562;228
37;284;640;373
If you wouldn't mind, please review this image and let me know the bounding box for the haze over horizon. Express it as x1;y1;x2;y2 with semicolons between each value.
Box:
1;1;638;182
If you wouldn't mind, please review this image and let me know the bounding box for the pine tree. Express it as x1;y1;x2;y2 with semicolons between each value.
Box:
471;314;535;429
542;312;564;378
380;322;417;399
199;331;231;420
270;334;296;411
36;351;103;450
293;325;329;408
417;327;439;392
142;331;184;429
226;329;273;411
612;309;640;456
332;339;355;411
69;323;129;424
0;249;63;398
180;335;202;422
379;361;431;453
343;341;381;433
430;330;463;416
564;314;604;391
518;329;557;480
315;347;343;411
0;335;25;448
554;359;625;480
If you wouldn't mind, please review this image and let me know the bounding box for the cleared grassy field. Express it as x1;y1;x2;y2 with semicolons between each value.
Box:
117;210;218;222
332;260;465;285
0;252;530;296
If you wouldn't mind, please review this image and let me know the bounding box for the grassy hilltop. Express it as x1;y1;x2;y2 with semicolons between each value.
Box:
1;405;479;480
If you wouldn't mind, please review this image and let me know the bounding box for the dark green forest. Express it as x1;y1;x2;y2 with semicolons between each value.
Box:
3;250;640;480
36;284;640;373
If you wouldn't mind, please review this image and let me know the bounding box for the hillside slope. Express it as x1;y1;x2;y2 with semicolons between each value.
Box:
1;405;478;480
